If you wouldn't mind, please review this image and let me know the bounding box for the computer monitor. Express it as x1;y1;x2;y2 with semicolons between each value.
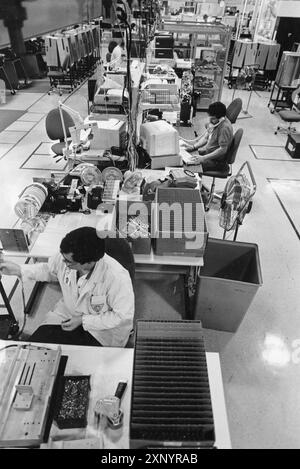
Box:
139;120;179;157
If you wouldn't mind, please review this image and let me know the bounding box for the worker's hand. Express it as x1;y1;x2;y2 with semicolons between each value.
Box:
0;260;21;278
61;316;82;331
191;155;205;165
186;146;197;153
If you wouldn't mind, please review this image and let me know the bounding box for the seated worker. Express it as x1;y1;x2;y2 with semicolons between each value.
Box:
106;40;118;63
181;101;233;172
110;40;127;69
0;227;134;347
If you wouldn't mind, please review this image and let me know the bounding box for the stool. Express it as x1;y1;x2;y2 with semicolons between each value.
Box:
285;133;300;159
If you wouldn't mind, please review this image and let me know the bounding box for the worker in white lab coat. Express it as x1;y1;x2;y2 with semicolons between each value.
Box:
109;40;127;69
0;227;134;347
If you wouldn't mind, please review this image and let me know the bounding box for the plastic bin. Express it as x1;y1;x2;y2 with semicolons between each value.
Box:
194;238;262;332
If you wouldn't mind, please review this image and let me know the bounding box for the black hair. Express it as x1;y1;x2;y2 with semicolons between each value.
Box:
108;40;118;53
60;227;105;264
208;101;227;119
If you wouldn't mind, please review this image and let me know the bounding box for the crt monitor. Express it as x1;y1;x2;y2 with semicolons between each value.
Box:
139;120;179;157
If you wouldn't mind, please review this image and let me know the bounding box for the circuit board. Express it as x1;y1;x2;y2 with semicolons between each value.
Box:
0;345;62;447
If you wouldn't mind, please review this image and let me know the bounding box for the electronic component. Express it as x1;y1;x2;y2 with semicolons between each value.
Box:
102;179;120;203
54;375;91;429
0;228;29;252
114;381;127;400
0;346;62;447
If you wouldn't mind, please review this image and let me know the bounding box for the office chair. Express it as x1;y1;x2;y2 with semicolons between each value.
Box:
45;107;75;156
275;85;300;135
226;98;243;124
104;237;136;348
202;128;244;211
104;237;135;282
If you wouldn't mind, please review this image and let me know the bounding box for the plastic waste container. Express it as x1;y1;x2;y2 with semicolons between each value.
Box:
194;237;263;332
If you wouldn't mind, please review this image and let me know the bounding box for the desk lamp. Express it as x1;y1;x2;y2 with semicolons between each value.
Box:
58;101;87;167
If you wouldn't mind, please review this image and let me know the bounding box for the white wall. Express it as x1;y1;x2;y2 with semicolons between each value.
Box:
277;0;300;17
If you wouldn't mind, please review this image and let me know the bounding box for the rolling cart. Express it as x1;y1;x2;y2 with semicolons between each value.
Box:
267;81;296;114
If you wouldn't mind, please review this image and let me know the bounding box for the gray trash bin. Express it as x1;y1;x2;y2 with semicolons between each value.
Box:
194;238;263;332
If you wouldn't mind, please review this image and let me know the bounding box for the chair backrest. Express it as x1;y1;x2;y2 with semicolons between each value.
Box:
292;85;300;111
104;238;135;282
226;98;243;124
45;108;75;141
226;128;243;165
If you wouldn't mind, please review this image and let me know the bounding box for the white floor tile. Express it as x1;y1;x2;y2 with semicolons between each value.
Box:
0;92;45;111
250;144;291;161
0;143;14;158
269;179;300;237
35;142;55;155
17;112;45;122
5;120;37;132
0;131;26;144
21;153;68;171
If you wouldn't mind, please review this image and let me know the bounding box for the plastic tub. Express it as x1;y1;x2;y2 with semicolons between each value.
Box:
194;238;263;332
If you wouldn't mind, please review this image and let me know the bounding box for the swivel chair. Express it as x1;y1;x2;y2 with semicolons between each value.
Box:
45;107;75;156
104;237;135;282
104;237;136;348
226;98;243;124
275;85;300;135
202;128;244;211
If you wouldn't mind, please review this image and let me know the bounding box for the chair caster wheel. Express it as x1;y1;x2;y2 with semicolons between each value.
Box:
270;109;274;114
275;131;277;135
204;206;210;212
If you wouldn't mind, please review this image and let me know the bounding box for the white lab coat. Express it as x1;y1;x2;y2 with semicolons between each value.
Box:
110;45;126;69
21;253;134;347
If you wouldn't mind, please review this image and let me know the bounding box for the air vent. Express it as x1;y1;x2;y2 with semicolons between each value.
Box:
130;320;215;449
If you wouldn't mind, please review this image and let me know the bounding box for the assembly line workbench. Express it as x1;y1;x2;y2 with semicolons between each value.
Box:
0;339;231;449
3;168;205;320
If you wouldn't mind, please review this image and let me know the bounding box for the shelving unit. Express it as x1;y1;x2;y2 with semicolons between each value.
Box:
161;21;231;110
267;82;296;114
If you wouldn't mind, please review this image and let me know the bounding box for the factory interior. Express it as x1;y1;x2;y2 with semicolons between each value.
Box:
0;0;300;451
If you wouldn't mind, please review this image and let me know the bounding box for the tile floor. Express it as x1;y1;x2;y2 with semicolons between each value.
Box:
0;78;300;449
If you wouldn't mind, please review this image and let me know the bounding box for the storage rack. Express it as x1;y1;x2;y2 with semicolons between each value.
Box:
161;21;231;110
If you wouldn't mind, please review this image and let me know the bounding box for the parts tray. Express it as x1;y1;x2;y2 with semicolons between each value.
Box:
54;375;91;429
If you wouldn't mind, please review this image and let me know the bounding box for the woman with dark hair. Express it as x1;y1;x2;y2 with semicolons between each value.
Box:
0;227;134;347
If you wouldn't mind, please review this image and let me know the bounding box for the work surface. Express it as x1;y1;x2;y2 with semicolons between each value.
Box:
0;340;231;449
7;169;205;267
